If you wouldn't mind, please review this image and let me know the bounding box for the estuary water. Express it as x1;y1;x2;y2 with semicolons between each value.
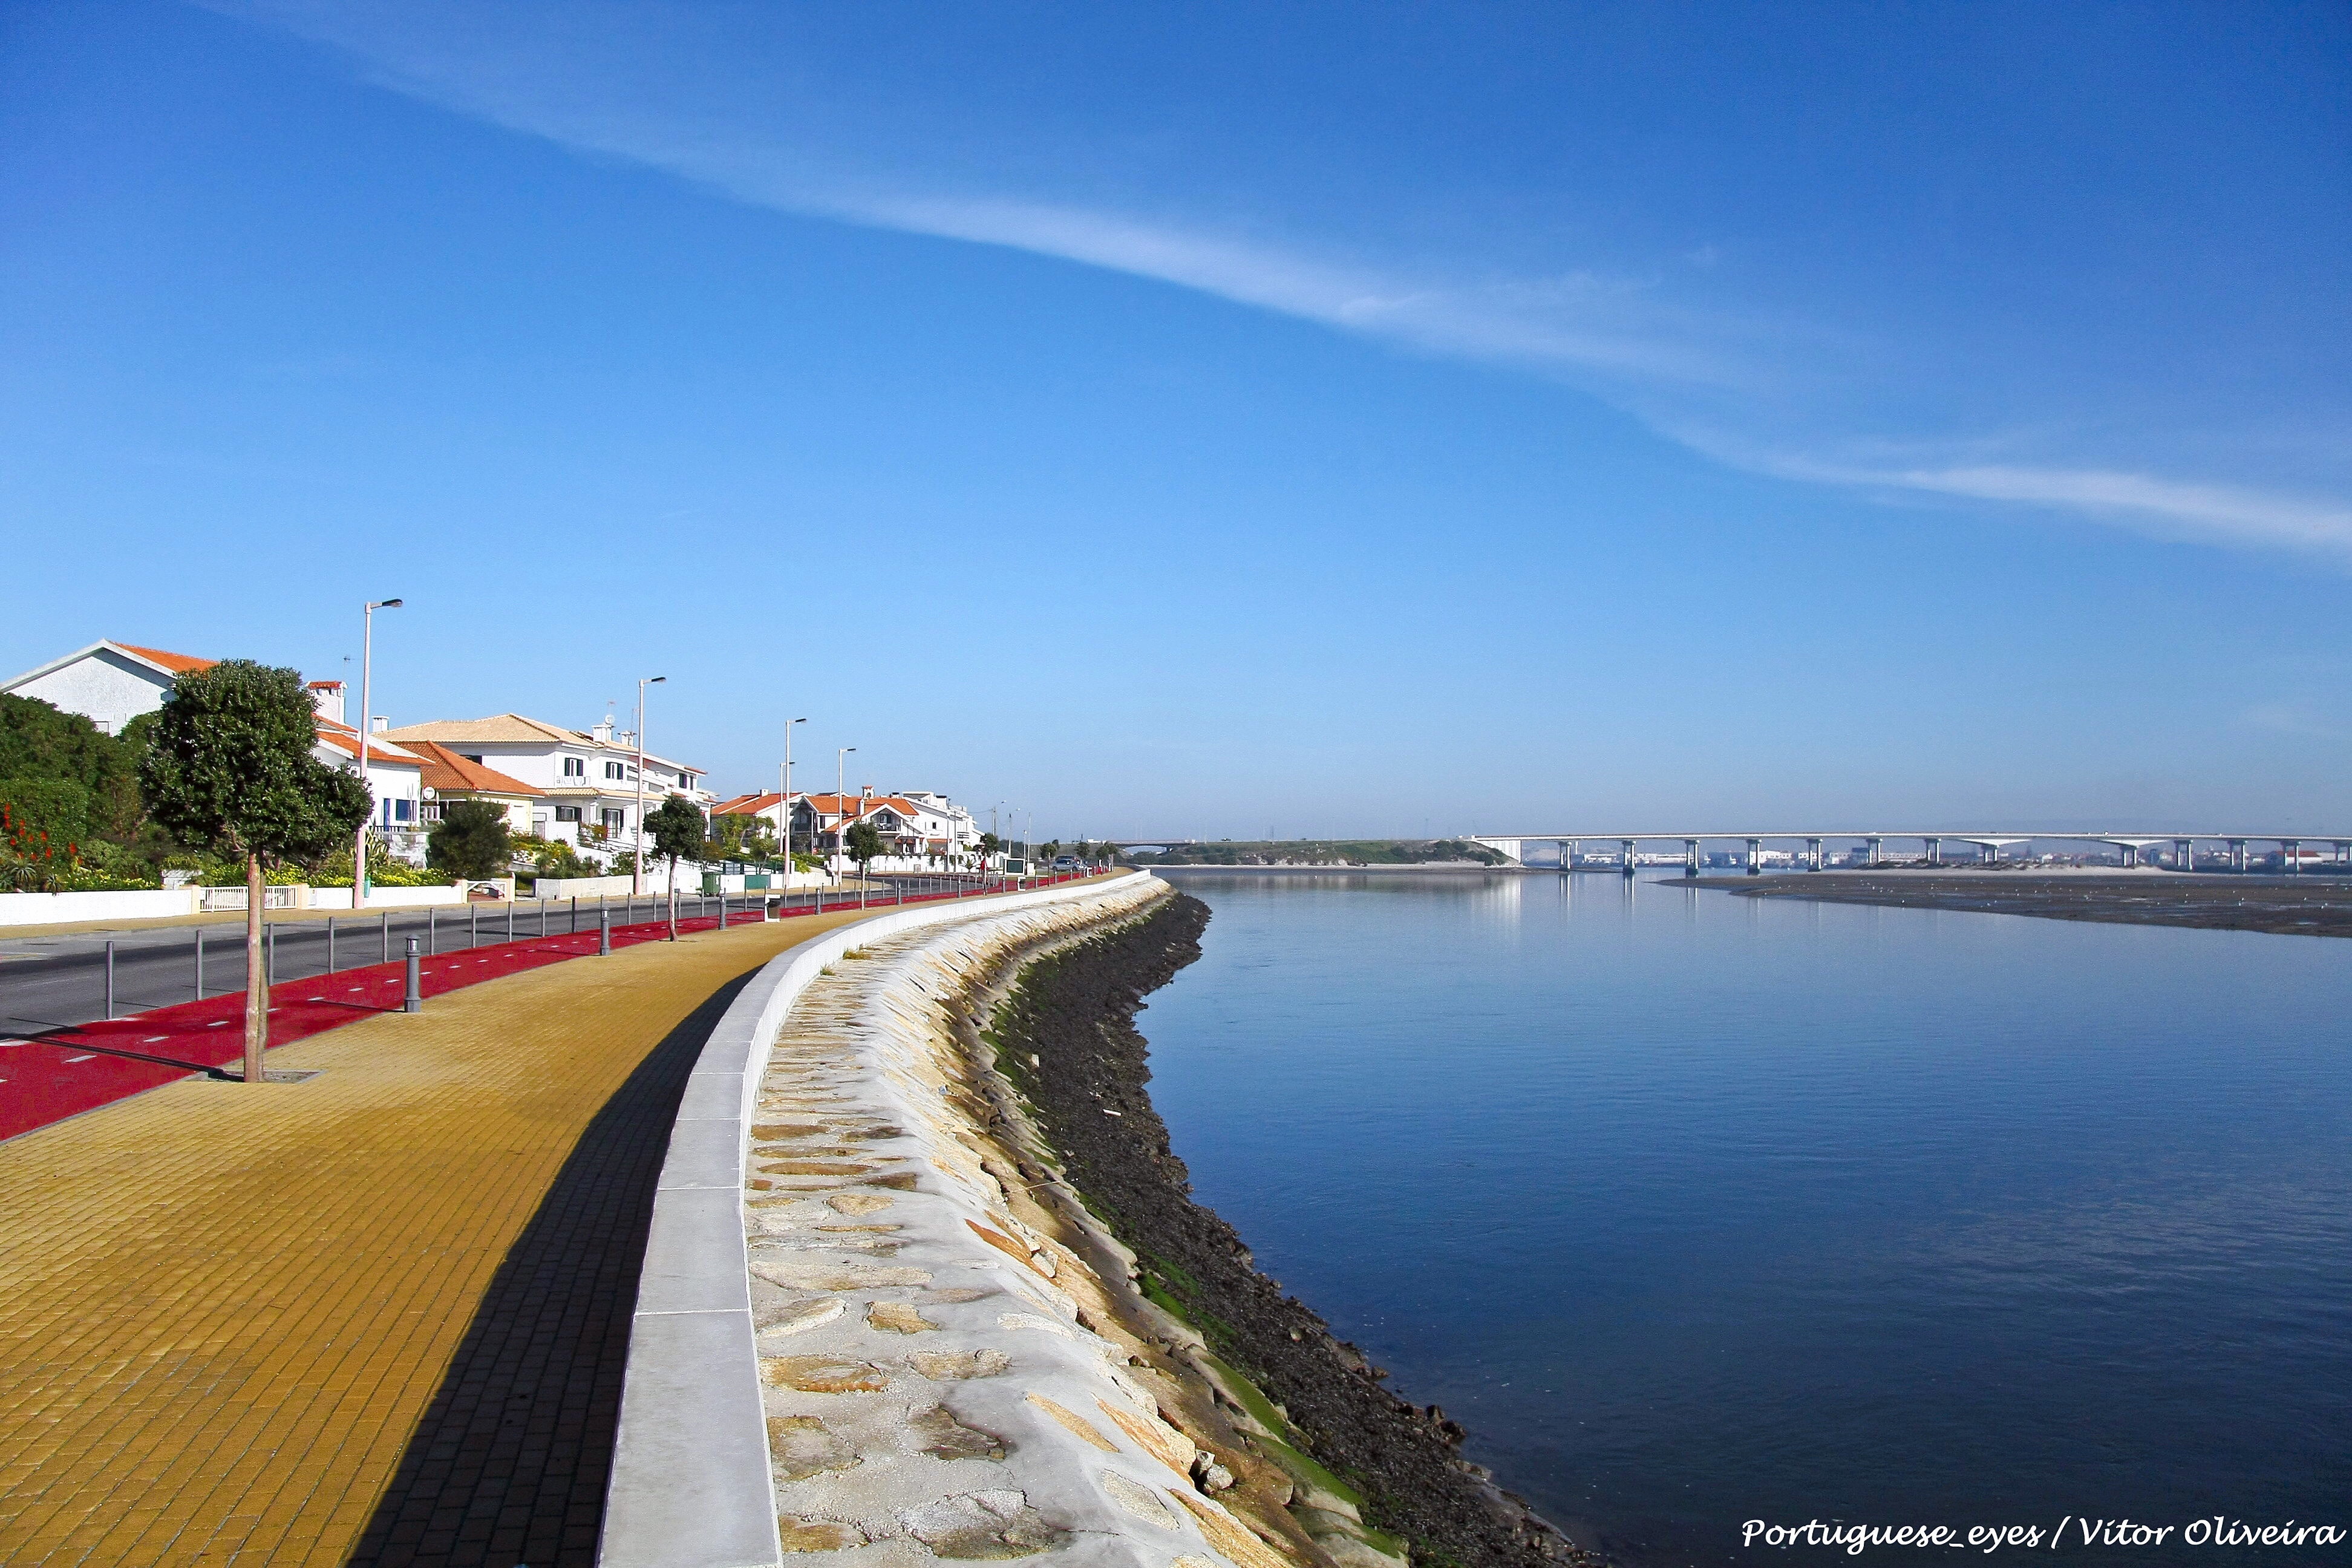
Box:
1137;872;2352;1566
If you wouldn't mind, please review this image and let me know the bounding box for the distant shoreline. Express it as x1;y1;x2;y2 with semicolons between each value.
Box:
1685;871;2352;938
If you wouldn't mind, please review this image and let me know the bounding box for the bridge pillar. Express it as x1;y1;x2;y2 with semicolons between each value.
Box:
1867;836;1883;868
1807;837;1823;871
2284;838;2300;875
1925;837;1941;866
2228;838;2246;873
1566;838;1579;872
2175;838;2193;871
1685;838;1700;878
1746;837;1763;875
1620;839;1638;878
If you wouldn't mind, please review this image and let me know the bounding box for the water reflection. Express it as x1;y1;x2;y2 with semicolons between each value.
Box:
1136;872;2352;1566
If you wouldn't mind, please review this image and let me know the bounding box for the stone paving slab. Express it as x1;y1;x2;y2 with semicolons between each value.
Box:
0;907;877;1568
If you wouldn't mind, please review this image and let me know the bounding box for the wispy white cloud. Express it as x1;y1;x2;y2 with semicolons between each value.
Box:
2241;702;2341;740
218;0;2352;565
1734;449;2352;560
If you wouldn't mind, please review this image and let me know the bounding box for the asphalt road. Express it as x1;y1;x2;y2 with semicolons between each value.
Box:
0;897;694;1035
0;877;1004;1036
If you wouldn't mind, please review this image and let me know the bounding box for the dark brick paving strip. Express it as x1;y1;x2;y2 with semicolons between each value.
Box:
346;972;759;1568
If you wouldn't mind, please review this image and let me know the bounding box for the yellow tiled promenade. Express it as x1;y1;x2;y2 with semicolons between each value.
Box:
0;909;872;1567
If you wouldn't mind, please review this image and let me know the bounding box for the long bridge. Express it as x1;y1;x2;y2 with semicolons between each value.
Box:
1466;831;2352;875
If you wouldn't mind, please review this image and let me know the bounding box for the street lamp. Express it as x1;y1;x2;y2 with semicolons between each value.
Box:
780;716;807;866
632;676;666;896
835;747;856;879
353;598;403;906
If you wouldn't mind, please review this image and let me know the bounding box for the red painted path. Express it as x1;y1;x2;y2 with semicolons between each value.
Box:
0;878;1089;1143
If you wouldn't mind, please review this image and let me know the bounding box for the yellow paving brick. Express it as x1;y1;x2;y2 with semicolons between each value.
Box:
0;908;883;1566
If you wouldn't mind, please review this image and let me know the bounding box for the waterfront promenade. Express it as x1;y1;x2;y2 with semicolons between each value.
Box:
0;910;864;1567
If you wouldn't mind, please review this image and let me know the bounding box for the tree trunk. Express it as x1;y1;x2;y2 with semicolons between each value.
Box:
666;858;678;941
243;851;267;1082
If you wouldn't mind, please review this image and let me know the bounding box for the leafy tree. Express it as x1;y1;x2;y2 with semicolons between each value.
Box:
0;693;148;846
139;661;369;1082
647;794;707;940
427;800;512;880
846;818;884;875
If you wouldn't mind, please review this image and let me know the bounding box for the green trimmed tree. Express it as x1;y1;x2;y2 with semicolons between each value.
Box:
845;818;884;879
138;661;370;1082
426;800;512;881
647;794;707;941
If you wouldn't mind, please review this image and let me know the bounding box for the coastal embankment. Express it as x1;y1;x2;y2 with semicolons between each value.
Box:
1690;872;2352;937
609;871;1582;1567
984;895;1590;1568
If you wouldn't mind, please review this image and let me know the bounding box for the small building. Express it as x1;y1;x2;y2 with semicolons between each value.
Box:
377;714;710;866
312;719;428;864
0;640;217;735
404;740;544;837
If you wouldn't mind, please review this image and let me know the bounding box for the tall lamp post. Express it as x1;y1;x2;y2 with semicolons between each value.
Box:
780;716;806;866
835;747;856;879
353;597;403;906
632;675;666;896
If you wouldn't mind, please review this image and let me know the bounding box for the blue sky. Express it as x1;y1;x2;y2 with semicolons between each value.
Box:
4;1;2347;837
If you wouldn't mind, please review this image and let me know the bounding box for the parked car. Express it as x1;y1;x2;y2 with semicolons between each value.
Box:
1052;855;1079;871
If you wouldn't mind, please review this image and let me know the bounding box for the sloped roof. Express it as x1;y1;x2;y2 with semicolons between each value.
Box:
403;739;544;799
114;642;216;675
795;792;930;822
315;724;423;768
379;713;581;745
378;714;705;776
713;792;785;815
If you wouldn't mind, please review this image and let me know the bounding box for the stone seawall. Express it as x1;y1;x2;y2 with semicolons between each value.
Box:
601;874;1335;1568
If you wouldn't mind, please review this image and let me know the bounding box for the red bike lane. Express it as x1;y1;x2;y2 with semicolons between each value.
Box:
0;875;1098;1143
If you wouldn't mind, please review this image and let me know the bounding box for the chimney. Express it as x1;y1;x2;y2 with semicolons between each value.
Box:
307;681;345;726
370;715;388;734
592;718;615;745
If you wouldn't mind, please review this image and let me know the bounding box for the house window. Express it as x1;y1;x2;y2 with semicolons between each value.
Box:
462;753;485;765
555;806;583;823
602;809;626;833
605;761;627;780
563;756;586;779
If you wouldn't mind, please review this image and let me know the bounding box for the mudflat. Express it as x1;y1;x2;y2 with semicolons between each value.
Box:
1691;872;2352;937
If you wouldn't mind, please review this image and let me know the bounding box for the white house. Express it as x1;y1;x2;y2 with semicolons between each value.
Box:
1;640;217;734
377;714;710;866
777;790;985;873
313;717;428;864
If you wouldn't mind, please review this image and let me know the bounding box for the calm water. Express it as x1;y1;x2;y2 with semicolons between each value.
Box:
1138;872;2352;1566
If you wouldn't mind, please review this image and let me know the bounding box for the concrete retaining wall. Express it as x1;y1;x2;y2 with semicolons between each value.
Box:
601;872;1264;1568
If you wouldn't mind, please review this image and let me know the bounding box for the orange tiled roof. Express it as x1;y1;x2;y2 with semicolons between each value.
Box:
116;642;216;675
314;725;423;766
403;740;544;799
711;792;785;815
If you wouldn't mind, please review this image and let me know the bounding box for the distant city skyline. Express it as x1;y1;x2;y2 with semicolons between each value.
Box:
4;2;2346;837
